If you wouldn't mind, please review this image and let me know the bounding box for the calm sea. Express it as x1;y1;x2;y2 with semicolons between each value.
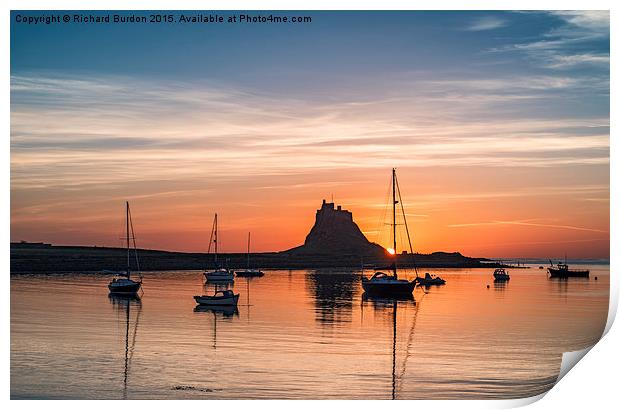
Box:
11;265;609;399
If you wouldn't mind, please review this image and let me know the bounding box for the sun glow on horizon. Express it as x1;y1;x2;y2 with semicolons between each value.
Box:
386;248;396;255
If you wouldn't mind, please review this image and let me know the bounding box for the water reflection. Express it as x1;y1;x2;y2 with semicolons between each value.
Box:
109;294;142;400
306;271;360;326
361;292;417;400
193;304;238;349
493;280;508;291
239;277;258;322
10;267;609;399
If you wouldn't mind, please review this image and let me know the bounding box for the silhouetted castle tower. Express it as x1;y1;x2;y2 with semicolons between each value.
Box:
286;199;385;256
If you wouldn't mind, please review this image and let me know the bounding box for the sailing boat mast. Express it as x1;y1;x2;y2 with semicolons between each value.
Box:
214;214;218;265
126;201;130;279
392;168;398;280
247;232;251;269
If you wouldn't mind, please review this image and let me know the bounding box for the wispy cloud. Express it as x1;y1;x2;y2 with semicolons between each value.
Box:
544;53;610;69
547;11;609;35
448;219;607;233
490;11;609;71
465;16;507;31
10;73;610;192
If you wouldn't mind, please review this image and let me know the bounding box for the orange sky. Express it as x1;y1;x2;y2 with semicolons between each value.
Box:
10;163;609;258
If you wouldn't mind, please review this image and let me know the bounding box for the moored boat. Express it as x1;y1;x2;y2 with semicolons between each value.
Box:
194;289;240;306
108;202;142;296
548;263;589;278
205;268;235;281
109;277;142;294
235;232;264;277
416;272;446;286
204;213;234;282
361;169;416;296
362;271;416;296
493;268;510;281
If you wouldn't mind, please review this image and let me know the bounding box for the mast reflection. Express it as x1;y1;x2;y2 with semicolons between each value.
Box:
194;280;238;349
361;292;417;400
109;293;142;400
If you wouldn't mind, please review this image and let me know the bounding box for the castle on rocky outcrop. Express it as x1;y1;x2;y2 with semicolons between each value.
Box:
285;199;386;256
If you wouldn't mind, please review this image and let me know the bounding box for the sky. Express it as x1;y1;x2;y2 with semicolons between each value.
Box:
10;11;610;258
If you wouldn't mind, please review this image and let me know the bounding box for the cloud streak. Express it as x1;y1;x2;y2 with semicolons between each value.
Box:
465;16;507;31
489;11;609;71
448;219;607;233
11;73;610;192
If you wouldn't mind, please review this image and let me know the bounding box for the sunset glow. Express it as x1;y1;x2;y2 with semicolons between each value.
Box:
10;11;609;258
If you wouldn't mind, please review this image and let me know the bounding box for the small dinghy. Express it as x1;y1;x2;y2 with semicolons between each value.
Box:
415;272;446;286
493;268;510;281
194;289;240;306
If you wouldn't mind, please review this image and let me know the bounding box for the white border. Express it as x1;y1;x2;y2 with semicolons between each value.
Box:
3;1;617;409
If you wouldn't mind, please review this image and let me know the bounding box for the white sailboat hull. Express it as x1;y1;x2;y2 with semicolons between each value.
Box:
204;269;234;281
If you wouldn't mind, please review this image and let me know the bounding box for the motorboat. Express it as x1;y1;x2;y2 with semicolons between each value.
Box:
548;262;589;278
493;268;510;281
416;272;446;286
194;289;240;306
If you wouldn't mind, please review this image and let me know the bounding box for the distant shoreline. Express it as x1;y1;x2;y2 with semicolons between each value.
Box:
10;243;513;274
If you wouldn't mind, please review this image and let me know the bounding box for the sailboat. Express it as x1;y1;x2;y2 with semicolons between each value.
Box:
362;169;416;296
236;232;264;277
108;202;143;295
204;213;234;282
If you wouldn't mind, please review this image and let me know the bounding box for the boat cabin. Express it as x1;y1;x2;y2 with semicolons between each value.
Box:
369;272;396;281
